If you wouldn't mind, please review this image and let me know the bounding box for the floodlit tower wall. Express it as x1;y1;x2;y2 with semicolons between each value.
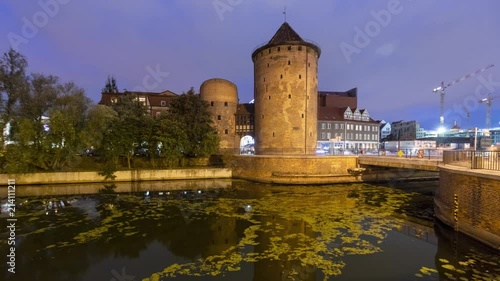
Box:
200;78;238;152
252;43;319;155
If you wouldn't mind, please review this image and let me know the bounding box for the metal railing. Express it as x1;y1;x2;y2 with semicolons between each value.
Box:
443;150;500;171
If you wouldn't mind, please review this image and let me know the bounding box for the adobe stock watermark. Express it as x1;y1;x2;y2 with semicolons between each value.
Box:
340;0;409;63
7;0;72;50
6;179;16;274
443;73;500;128
131;65;170;92
213;0;244;21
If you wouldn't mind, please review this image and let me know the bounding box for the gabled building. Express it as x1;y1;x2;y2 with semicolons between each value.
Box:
98;90;178;117
380;121;391;140
317;106;380;153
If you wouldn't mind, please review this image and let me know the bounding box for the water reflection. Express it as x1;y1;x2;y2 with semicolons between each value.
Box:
0;180;498;281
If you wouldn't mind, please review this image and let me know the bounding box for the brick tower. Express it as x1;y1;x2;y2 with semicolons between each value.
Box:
200;78;239;153
252;22;321;155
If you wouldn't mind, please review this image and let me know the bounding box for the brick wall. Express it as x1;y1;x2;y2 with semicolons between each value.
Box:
436;167;500;249
231;155;359;184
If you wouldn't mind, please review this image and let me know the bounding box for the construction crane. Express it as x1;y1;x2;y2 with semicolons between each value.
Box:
433;64;495;127
479;94;500;131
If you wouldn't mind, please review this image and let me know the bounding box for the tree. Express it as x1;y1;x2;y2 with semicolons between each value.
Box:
99;94;150;169
102;75;118;93
168;88;219;157
2;74;91;172
147;113;188;167
0;48;29;147
82;104;118;149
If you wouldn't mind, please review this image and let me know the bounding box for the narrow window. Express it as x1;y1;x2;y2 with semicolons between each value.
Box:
299;75;301;79
210;101;214;106
267;63;269;67
280;74;283;79
263;77;266;82
288;60;291;65
298;46;302;51
308;63;310;67
278;47;280;51
161;100;166;106
302;113;304;118
288;94;291;99
224;129;228;134
224;101;228;106
288;46;292;50
217;115;221;120
273;132;275;137
261;114;264;119
268;96;271;100
269;49;271;53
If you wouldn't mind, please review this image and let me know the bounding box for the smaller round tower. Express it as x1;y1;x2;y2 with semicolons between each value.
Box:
200;78;239;152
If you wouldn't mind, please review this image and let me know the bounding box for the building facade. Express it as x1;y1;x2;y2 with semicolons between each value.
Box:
391;120;421;141
317;106;379;153
98;90;178;117
380;121;391;140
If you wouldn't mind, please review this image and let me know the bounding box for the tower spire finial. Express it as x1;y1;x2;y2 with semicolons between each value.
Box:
283;6;287;22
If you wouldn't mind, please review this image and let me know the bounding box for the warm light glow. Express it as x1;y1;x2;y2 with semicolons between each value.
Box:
437;126;446;133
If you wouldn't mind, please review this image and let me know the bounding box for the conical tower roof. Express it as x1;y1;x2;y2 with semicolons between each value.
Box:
268;22;304;44
252;22;321;60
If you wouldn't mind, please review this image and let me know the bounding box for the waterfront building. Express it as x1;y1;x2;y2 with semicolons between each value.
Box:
317;105;380;153
251;22;320;155
391;120;422;141
99;90;178;117
380;121;392;141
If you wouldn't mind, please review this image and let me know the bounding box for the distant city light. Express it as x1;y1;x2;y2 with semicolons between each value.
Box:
437;126;446;134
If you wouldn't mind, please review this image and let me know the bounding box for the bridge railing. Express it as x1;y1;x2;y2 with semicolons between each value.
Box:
443;150;500;171
374;149;443;159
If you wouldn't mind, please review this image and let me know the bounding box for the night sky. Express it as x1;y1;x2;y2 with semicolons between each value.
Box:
1;0;499;131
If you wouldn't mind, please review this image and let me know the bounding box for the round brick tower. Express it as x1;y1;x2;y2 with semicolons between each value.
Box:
252;22;321;155
200;78;238;152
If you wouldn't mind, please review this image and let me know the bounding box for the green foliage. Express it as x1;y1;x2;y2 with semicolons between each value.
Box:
168;88;219;157
0;48;29;151
99;94;151;169
0;49;92;173
148;113;188;167
102;75;118;93
0;49;222;174
82;104;117;149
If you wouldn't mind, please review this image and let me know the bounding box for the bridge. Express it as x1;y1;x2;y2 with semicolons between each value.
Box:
357;150;499;172
358;155;442;171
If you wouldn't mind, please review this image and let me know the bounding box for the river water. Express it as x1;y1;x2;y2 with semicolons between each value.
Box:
0;180;498;281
